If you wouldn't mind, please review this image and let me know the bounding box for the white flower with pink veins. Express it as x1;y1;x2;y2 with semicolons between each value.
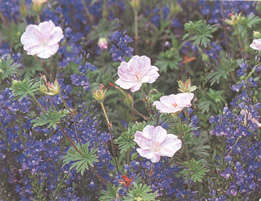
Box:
134;125;182;163
21;20;64;59
153;93;194;114
115;55;160;92
250;39;261;51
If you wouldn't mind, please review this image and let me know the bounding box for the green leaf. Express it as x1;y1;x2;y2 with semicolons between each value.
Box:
206;58;237;86
124;183;158;201
31;107;70;129
99;182;118;201
115;122;148;154
0;54;20;80
184;20;217;48
198;89;226;114
180;159;209;183
10;78;40;101
63;143;99;175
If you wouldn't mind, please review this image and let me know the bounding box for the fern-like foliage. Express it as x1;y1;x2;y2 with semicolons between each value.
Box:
206;58;237;86
99;182;118;201
63;143;99;175
180;159;209;183
183;20;217;48
10;78;40;101
198;89;226;114
115;122;148;154
0;54;20;80
31;107;69;129
124;183;158;201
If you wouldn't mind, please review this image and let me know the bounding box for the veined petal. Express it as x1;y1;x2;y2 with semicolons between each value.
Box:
159;134;182;157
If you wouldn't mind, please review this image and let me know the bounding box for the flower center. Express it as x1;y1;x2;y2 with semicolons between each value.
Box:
172;103;178;107
152;142;160;152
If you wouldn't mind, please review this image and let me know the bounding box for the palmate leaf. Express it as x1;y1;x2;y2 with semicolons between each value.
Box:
124;183;158;201
10;78;40;101
0;54;21;80
99;182;118;201
206;58;237;86
115;122;147;154
180;159;209;183
63;143;99;176
31;107;70;129
183;20;217;48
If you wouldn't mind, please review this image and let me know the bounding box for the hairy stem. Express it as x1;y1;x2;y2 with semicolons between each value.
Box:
100;102;120;174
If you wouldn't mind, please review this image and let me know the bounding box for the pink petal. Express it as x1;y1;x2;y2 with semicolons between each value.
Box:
136;148;160;163
159;134;182;157
134;131;151;149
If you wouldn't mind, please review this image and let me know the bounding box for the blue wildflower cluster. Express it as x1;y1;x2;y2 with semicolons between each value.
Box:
209;78;260;199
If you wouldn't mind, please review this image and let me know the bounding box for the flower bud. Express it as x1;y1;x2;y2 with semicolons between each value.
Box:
225;13;241;26
39;84;48;94
98;38;108;50
93;84;107;102
20;0;27;17
130;0;140;11
253;31;261;38
45;79;60;96
124;93;133;107
12;79;19;86
178;78;197;93
32;0;47;13
171;2;182;16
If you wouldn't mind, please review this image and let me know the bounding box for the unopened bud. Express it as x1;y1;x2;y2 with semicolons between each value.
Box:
171;2;182;16
98;38;108;50
12;79;19;86
178;78;197;93
32;0;47;13
93;84;107;102
20;0;27;17
225;13;241;26
253;31;261;38
130;0;140;11
39;84;48;94
124;93;133;107
45;79;60;96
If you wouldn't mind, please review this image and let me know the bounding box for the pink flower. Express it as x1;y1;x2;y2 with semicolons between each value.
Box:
115;55;159;92
134;125;182;163
98;38;108;50
250;39;261;51
21;20;64;59
153;93;194;113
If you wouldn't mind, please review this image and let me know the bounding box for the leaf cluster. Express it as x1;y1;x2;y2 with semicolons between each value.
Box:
124;183;158;201
198;89;226;114
206;58;237;86
63;143;99;175
115;122;148;154
99;182;119;201
0;54;20;80
31;107;70;129
183;20;217;48
10;78;40;101
180;159;209;183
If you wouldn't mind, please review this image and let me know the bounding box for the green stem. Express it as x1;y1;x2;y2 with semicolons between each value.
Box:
100;102;120;174
141;86;152;115
149;163;154;186
134;9;138;54
220;0;231;58
59;93;82;147
82;0;93;26
177;116;190;161
131;107;150;120
235;24;245;63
